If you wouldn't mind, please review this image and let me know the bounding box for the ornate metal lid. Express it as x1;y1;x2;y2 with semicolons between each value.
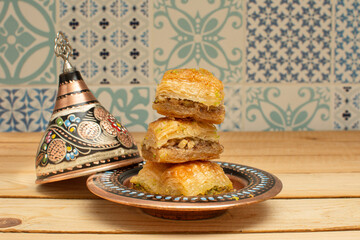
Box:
35;32;142;184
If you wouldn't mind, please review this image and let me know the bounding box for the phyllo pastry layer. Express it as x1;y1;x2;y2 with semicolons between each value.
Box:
153;68;225;124
141;117;223;163
130;161;233;196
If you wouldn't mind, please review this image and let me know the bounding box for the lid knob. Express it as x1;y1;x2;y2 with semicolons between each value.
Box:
54;31;75;73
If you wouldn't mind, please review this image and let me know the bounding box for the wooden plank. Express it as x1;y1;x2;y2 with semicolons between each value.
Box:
0;198;359;233
0;174;94;199
2;155;359;174
0;156;35;174
0;132;43;143
1;231;359;240
0;172;359;199
277;173;360;198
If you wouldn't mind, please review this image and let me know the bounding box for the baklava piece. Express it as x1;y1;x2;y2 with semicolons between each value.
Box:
131;161;233;196
153;68;225;124
141;117;223;163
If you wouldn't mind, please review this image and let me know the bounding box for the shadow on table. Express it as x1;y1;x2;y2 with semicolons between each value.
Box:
36;176;96;199
86;199;272;233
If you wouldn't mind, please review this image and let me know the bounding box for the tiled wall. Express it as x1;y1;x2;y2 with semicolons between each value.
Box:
0;0;359;132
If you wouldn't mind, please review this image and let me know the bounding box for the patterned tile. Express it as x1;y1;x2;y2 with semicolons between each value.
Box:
57;0;149;85
1;0;359;133
247;0;331;83
218;85;242;131
0;87;57;132
152;0;245;83
93;86;151;131
244;86;331;131
335;0;360;83
0;0;57;85
334;86;360;130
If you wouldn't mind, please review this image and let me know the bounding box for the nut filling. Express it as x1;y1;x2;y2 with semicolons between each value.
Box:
147;138;219;150
154;98;224;114
141;137;223;163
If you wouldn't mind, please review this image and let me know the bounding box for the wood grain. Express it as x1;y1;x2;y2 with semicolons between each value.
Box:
0;131;359;238
1;231;359;240
0;198;359;233
0;172;359;199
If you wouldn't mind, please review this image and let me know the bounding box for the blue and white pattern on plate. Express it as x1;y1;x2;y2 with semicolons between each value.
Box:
152;0;245;83
244;86;331;131
334;86;360;130
89;161;277;203
247;0;332;83
335;0;360;83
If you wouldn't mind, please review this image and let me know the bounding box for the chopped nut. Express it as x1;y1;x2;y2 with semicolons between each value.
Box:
178;139;188;149
187;140;195;149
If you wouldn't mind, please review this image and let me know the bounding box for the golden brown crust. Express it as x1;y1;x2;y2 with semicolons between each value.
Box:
130;161;233;196
153;98;225;124
143;117;219;149
130;161;170;194
155;68;224;108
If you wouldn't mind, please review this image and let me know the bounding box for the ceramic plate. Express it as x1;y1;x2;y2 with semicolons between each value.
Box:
86;161;282;220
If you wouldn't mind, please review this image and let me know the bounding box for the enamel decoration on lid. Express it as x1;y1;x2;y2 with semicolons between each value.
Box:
35;32;142;184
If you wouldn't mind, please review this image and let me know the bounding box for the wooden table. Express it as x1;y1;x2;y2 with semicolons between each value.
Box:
0;131;359;239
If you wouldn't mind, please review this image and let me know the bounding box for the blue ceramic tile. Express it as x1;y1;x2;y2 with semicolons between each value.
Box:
218;85;242;131
58;0;149;85
0;0;57;85
335;0;360;83
0;88;57;132
247;0;332;83
244;86;331;131
334;86;360;130
152;0;245;83
93;85;151;131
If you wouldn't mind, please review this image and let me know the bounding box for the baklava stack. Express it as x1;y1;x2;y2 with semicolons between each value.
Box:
131;68;233;196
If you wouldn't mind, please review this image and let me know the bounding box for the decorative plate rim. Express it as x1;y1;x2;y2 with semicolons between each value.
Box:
86;161;282;211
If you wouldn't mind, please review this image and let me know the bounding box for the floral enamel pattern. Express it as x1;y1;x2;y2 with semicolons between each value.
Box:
35;104;139;179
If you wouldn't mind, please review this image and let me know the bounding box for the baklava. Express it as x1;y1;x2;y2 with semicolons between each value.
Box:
141;117;223;163
131;160;233;196
153;68;225;124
